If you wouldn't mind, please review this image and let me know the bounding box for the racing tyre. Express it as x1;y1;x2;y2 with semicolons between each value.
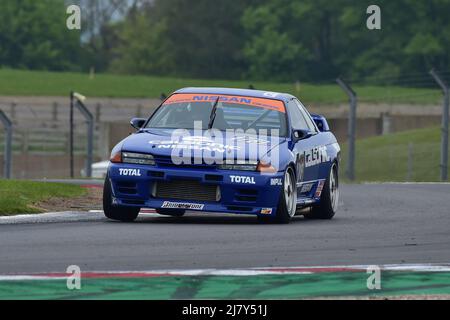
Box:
103;175;140;222
156;209;185;217
259;167;297;224
305;162;339;220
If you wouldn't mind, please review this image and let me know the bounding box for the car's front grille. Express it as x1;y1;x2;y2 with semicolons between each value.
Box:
154;180;218;202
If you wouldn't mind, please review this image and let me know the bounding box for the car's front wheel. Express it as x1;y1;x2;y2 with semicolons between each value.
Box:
103;175;140;222
305;162;339;220
258;167;297;224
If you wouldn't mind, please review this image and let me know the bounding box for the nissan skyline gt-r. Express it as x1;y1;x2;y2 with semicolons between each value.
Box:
103;87;340;224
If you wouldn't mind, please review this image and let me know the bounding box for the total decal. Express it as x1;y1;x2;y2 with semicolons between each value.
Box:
118;168;142;176
230;175;256;184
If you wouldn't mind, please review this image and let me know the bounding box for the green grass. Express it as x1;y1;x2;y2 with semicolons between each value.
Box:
0;69;442;105
0;180;86;215
341;126;449;182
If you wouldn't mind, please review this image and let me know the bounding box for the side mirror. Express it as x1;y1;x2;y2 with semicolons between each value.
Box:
311;114;330;132
130;118;147;130
293;129;312;141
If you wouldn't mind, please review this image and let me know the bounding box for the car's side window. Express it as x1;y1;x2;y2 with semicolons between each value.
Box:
295;99;317;132
287;99;309;130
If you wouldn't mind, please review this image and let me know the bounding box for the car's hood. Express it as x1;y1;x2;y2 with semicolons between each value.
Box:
121;128;287;161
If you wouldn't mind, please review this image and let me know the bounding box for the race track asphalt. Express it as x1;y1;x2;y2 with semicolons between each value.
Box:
0;183;449;274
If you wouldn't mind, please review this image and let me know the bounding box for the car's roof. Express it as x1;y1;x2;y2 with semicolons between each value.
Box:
174;87;295;104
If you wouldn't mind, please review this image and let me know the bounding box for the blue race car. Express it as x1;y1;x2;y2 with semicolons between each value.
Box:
103;87;340;224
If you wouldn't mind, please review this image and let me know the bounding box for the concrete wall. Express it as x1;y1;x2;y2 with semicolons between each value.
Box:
327;114;441;142
0;154;95;179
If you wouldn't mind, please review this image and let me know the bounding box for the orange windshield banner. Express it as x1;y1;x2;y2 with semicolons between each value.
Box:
164;93;286;113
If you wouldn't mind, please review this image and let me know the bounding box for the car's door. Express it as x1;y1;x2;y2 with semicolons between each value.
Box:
286;99;321;184
294;99;332;181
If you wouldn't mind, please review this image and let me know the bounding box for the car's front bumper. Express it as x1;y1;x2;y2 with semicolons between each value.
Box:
108;163;284;216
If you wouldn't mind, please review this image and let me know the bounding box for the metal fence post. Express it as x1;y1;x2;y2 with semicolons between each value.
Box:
70;92;94;178
430;69;449;181
70;91;74;178
407;142;413;181
136;104;143;118
336;78;357;181
0;110;12;179
52;102;58;121
95;103;102;122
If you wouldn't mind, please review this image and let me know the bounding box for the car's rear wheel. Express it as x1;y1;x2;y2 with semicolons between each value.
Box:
156;209;185;217
103;175;140;222
305;162;339;220
258;167;297;224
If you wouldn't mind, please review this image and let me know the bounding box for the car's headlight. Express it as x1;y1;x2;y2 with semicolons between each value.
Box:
123;152;155;165
110;152;155;165
218;160;258;171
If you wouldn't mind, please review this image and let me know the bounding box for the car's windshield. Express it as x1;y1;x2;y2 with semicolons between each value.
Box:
146;93;287;136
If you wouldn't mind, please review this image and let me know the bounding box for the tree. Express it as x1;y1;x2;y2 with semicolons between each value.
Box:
2;0;450;84
242;0;345;82
112;0;256;78
111;9;174;75
0;0;81;70
243;0;450;83
74;0;134;71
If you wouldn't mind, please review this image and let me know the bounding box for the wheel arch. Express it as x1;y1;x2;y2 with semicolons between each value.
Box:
286;161;298;181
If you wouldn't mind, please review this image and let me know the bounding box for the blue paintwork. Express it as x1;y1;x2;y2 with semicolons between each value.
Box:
107;88;340;217
310;113;330;132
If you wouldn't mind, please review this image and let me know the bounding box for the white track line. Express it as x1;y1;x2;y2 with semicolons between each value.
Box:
1;264;449;281
363;182;450;185
0;209;160;225
0;211;104;225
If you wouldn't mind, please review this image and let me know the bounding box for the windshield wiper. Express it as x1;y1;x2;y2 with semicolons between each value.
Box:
208;97;220;129
247;109;271;129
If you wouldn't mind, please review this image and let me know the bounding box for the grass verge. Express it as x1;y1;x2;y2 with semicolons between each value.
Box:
0;68;442;105
0;180;86;216
341;126;449;182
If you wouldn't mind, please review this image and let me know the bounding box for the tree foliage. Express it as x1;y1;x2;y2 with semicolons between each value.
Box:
112;0;254;78
0;0;81;70
1;0;450;83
